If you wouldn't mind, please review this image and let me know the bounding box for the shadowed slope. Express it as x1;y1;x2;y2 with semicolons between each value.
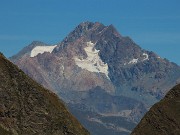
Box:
131;84;180;135
0;53;89;135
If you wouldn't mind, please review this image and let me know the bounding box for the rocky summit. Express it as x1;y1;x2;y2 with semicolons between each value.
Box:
0;53;89;135
10;21;180;135
131;83;180;135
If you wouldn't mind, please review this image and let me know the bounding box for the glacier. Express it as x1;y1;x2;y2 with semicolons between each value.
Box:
74;41;109;79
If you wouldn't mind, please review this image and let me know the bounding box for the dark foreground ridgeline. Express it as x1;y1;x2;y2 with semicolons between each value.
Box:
131;84;180;135
0;53;89;135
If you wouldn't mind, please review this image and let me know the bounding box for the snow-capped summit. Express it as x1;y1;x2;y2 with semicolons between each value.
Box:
10;21;180;135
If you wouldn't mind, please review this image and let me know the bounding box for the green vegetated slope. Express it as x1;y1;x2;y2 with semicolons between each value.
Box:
131;83;180;135
0;53;89;135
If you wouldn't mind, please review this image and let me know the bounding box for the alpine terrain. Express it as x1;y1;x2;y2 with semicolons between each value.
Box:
10;22;180;135
0;53;89;135
131;83;180;135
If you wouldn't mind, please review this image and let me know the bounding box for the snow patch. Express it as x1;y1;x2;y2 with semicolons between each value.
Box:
74;41;109;79
128;58;138;64
30;45;57;57
142;53;149;61
124;53;149;66
124;59;138;65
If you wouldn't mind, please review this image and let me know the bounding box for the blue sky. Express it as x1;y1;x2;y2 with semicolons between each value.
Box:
0;0;180;65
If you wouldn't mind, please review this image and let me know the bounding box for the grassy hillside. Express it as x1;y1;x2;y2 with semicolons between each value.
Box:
131;84;180;135
0;53;89;135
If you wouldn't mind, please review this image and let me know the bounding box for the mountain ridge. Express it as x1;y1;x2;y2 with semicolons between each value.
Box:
10;41;49;63
10;21;180;135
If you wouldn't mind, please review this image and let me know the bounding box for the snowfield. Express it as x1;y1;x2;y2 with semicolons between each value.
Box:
31;45;57;57
74;41;109;78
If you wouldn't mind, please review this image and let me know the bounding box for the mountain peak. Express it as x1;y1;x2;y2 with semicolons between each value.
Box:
9;41;49;61
76;22;122;38
78;21;105;29
78;21;95;28
30;41;48;46
101;24;122;38
59;21;121;47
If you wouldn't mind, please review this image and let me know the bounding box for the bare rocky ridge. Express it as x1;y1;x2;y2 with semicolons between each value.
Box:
131;83;180;135
10;21;180;135
0;53;89;135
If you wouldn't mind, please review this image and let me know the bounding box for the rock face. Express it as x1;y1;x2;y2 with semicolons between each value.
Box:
0;53;89;135
10;21;180;135
131;83;180;135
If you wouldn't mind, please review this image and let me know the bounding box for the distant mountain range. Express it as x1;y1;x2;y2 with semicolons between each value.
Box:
0;53;89;135
10;21;180;135
131;83;180;135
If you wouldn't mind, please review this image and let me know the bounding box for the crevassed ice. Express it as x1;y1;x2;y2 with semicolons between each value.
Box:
74;41;109;79
30;45;57;57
